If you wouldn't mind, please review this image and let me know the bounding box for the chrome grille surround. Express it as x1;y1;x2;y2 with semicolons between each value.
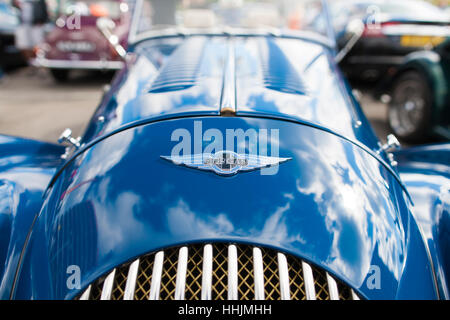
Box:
77;243;360;300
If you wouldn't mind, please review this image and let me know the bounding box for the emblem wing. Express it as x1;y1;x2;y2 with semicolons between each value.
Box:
160;154;211;171
239;154;292;171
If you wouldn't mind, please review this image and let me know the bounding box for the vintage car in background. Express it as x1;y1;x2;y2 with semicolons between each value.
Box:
0;0;449;300
330;0;450;82
33;0;132;81
383;38;450;143
0;1;26;71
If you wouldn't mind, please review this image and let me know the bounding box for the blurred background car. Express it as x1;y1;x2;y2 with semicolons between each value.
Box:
32;0;132;81
384;38;449;143
330;0;450;82
0;0;26;71
1;0;448;147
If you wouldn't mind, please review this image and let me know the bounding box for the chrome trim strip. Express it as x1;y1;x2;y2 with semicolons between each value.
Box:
31;57;124;70
351;290;360;300
100;269;116;300
228;245;238;300
124;259;140;300
253;247;265;300
79;285;91;300
149;251;164;300
326;273;339;300
201;244;213;300
277;253;290;300
302;262;316;300
175;246;188;300
220;40;236;115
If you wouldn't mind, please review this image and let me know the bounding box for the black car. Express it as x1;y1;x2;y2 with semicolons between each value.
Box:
384;39;450;143
330;0;450;82
0;1;25;71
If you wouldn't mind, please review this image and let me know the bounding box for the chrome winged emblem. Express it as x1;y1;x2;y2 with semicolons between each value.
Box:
161;151;291;176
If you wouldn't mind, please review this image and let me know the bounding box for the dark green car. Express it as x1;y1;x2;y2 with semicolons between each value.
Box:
386;39;450;143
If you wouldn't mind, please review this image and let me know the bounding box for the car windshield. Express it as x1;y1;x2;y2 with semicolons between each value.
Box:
332;0;449;21
131;0;332;41
58;0;123;19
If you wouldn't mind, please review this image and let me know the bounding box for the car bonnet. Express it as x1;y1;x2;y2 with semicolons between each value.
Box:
13;117;437;299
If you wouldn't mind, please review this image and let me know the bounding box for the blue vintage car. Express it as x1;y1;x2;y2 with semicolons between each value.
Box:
0;0;448;300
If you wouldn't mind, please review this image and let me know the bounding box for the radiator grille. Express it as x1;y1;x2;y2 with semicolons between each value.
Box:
78;243;360;300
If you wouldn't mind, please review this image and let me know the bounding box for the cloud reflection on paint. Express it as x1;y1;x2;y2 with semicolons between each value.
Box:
165;198;306;247
294;134;405;285
167;199;233;237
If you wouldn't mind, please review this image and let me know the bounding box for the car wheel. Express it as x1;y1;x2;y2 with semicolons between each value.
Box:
50;69;70;82
388;71;432;143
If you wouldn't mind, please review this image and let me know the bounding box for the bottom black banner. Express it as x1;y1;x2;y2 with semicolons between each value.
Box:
1;300;446;319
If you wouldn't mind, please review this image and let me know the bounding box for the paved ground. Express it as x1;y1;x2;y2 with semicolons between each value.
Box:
0;67;391;144
0;68;111;143
358;88;391;143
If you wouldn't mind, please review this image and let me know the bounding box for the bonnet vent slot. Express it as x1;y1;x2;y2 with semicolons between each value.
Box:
149;38;206;93
259;38;307;95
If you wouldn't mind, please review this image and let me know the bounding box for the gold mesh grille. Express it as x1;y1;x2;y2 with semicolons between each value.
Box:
211;243;228;300
185;246;203;300
134;254;154;300
110;265;128;300
287;255;306;300
237;245;255;300
89;277;104;300
159;248;178;300
312;266;330;300
77;243;358;300
263;250;281;300
338;282;353;300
